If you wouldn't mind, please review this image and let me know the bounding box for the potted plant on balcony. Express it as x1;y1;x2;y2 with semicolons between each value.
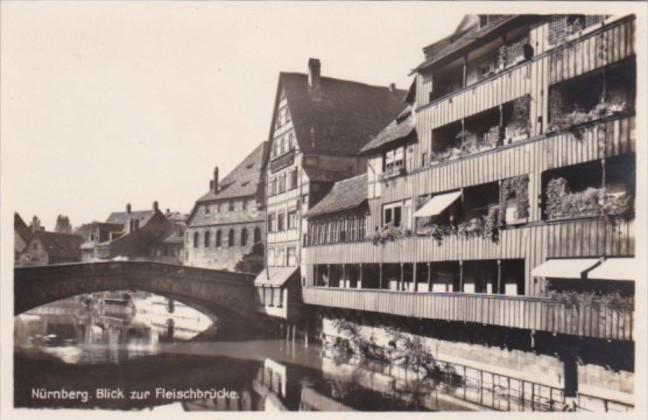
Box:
484;125;502;148
500;175;529;226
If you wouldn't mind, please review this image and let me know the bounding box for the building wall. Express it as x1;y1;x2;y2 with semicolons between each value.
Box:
305;15;636;297
17;238;49;266
319;314;633;401
185;196;265;271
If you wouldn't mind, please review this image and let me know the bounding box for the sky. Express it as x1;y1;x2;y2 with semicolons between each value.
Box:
1;2;466;230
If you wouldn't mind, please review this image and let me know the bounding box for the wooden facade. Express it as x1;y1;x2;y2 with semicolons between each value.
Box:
300;14;636;341
303;287;633;341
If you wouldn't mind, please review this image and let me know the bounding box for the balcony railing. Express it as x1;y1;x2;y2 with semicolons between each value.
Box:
302;287;633;341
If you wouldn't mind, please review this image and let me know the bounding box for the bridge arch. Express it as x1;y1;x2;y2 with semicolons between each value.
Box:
14;261;258;323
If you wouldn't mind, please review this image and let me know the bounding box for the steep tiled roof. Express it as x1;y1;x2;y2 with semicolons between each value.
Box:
305;174;368;218
197;141;268;202
279;73;407;155
303;166;355;183
36;231;83;260
106;210;155;227
360;106;417;154
14;213;32;243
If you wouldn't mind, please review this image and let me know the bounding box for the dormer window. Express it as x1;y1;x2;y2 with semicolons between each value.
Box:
479;15;489;29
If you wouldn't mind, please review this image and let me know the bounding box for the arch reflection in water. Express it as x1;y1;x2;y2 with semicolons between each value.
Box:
14;291;214;365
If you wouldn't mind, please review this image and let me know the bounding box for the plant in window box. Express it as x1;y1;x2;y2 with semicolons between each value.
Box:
484;126;502;148
499;175;529;225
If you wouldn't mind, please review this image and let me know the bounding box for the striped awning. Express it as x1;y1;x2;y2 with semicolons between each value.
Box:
254;267;298;287
414;190;462;218
531;258;600;279
587;258;634;281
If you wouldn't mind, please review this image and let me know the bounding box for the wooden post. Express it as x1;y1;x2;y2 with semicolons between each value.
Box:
327;264;331;287
497;259;502;295
342;264;346;289
379;263;383;289
413;262;418;292
400;263;404;291
462;55;467;88
459;261;464;292
359;263;363;289
427;262;432;292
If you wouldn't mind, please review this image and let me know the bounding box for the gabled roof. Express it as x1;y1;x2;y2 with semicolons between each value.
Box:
305;174;368;218
360;106;417;154
196;141;268;202
278;73;407;155
14;213;32;243
106;210;155;226
34;231;83;260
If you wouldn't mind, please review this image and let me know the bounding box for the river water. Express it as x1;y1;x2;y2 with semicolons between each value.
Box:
14;292;490;411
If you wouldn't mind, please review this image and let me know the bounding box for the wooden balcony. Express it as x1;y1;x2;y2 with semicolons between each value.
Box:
549;15;635;85
302;287;633;341
304;218;634;265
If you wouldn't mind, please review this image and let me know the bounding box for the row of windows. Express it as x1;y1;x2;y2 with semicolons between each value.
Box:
271;132;295;158
191;227;262;249
269;168;299;196
267;246;297;267
204;198;251;215
268;209;298;233
306;215;367;246
274;105;292;131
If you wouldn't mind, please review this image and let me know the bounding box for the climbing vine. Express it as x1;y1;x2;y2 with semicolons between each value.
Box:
499;175;530;225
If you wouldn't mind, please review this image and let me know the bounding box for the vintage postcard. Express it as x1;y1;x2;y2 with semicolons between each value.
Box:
1;1;646;419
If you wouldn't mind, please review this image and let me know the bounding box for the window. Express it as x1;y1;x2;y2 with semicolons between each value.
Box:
268;248;275;267
241;228;248;246
383;202;402;227
216;230;222;247
205;205;210;215
204;231;211;247
228;229;235;247
287;247;297;266
280;137;286;155
254;227;262;243
289;168;298;190
228;200;235;211
242;199;248;211
421;151;428;167
383;145;405;177
278;173;286;193
268;214;275;232
193;232;199;248
287;132;294;150
278;213;285;231
270;177;277;196
276;248;285;266
287;210;297;230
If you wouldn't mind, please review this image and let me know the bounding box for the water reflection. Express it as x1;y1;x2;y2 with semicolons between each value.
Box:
15;292;514;411
15;292;213;365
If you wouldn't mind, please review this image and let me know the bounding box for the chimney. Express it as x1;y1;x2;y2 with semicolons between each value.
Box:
153;201;159;212
389;83;396;93
126;203;132;214
213;166;219;193
308;58;321;90
31;216;40;233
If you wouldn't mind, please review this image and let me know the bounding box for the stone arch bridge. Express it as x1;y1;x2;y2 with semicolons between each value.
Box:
14;261;258;322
